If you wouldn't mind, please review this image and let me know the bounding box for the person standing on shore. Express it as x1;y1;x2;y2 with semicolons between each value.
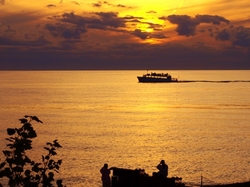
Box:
100;163;111;187
155;160;168;177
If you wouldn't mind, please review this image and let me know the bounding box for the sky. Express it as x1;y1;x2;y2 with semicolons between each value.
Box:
0;0;250;70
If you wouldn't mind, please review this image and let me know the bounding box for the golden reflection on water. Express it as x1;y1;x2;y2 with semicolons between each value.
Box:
0;70;250;186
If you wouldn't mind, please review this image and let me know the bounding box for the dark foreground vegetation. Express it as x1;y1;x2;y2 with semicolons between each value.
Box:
0;115;64;187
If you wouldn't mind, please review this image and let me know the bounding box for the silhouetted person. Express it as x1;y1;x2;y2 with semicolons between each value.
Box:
100;163;111;187
154;160;168;178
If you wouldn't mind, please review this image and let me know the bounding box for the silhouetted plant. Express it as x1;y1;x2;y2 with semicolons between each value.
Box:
0;115;65;187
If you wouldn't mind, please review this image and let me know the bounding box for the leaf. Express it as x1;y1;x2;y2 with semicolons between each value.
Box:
7;128;15;135
23;143;32;150
3;151;11;157
31;116;43;123
0;170;5;178
23;123;32;130
6;144;14;148
54;142;62;148
48;160;54;166
13;166;23;172
19;118;28;124
28;130;37;138
26;139;32;144
5;138;15;142
56;179;63;187
24;156;32;163
48;172;54;178
24;169;31;177
55;165;59;170
35;174;40;180
32;164;41;173
0;162;6;169
3;168;11;176
16;128;21;136
50;150;57;156
21;132;29;138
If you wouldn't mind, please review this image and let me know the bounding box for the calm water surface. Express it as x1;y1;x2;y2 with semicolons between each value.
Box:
0;70;250;187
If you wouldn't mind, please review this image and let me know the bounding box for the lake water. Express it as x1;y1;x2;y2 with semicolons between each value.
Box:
0;70;250;187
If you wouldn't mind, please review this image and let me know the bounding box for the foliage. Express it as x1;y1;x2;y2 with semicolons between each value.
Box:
0;115;65;187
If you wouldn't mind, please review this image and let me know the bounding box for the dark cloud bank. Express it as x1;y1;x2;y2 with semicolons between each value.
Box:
160;14;230;36
0;12;250;70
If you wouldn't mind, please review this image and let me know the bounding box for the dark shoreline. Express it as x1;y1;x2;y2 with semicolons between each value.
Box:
202;181;250;187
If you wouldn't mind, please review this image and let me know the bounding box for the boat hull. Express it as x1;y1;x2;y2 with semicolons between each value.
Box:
111;167;181;187
137;76;178;83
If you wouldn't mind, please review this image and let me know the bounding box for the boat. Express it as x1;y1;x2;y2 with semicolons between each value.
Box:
137;71;178;83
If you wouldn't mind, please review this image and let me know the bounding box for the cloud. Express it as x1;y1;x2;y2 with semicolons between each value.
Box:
92;2;102;7
46;4;57;8
117;4;126;8
94;12;126;28
160;14;230;36
141;21;163;31
102;1;114;7
72;1;80;5
150;32;169;39
146;10;157;14
58;12;126;31
164;15;197;36
216;29;230;41
214;25;250;47
45;12;131;41
132;29;149;40
92;1;131;8
122;15;163;30
130;29;168;40
0;24;50;46
0;24;17;38
59;0;79;5
232;26;250;47
122;15;144;20
195;15;230;25
60;12;87;26
44;23;86;39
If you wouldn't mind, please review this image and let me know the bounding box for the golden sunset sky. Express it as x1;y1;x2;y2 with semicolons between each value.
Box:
0;0;250;69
